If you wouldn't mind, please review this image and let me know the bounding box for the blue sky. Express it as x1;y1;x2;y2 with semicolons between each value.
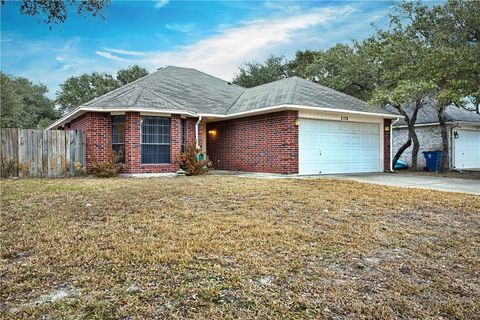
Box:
1;0;397;97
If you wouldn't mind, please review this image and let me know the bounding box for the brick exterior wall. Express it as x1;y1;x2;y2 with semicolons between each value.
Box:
383;119;392;172
70;112;112;172
206;111;299;174
71;111;200;174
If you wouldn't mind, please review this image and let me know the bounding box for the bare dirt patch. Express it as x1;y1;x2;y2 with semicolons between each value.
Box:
1;176;479;319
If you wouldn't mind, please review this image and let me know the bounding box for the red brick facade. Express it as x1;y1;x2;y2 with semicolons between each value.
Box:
383;118;392;172
71;112;199;174
70;112;112;172
206;111;299;174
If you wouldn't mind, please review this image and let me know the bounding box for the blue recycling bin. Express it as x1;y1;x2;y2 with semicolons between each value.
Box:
422;151;442;172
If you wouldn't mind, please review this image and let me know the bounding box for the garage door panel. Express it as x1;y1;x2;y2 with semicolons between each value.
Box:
299;119;381;175
454;129;480;169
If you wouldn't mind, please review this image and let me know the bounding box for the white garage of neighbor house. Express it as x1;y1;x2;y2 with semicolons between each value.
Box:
392;104;480;170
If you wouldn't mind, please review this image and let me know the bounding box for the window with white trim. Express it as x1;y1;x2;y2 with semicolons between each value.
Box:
141;116;170;164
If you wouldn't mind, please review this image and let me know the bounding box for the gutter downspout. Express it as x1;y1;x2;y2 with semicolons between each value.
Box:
195;116;202;150
390;117;400;172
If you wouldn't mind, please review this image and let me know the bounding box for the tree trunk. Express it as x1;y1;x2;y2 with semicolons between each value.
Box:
411;128;420;171
392;138;412;169
391;100;423;170
392;111;412;170
409;100;422;171
437;106;449;173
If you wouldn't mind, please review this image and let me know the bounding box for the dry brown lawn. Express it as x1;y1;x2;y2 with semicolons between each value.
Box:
1;176;479;319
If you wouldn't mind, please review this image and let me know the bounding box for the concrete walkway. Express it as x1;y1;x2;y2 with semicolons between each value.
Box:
212;170;480;195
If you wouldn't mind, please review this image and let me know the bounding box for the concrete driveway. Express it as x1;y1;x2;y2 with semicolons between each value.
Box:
213;170;480;195
325;173;480;195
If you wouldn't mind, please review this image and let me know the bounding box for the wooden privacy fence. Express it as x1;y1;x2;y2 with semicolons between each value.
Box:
0;128;86;178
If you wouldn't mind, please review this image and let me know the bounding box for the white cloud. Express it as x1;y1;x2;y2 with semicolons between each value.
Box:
95;51;132;62
165;23;195;33
102;48;148;56
154;0;169;9
98;6;357;80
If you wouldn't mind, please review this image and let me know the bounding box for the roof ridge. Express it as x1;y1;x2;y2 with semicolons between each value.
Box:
169;66;245;89
224;88;247;114
81;67;168;107
141;86;188;111
242;76;293;91
296;77;369;106
103;86;138;102
131;87;144;106
290;77;299;104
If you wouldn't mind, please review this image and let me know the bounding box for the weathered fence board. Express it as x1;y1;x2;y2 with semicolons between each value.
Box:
0;128;19;177
0;128;86;178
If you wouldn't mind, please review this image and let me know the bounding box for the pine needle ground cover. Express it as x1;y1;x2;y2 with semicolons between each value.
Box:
1;176;479;319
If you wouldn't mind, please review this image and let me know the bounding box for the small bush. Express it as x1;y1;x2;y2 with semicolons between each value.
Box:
88;143;122;178
180;144;212;175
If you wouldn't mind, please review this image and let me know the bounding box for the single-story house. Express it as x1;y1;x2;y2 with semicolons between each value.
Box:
392;103;480;170
48;66;399;175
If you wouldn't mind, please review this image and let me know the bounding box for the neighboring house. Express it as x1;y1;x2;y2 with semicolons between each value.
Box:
392;103;480;170
48;66;399;175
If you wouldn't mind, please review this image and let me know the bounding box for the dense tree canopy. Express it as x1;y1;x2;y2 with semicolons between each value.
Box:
232;55;288;88
1;0;110;27
0;72;60;128
56;72;120;114
389;0;480;172
117;65;149;86
56;65;149;113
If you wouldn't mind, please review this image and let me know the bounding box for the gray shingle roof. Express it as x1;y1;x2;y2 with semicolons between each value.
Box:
388;100;480;126
78;66;395;116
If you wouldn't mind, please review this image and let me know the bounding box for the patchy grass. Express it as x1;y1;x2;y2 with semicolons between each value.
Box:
1;176;479;319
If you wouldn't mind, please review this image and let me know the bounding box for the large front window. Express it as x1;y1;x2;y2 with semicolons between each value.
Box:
112;115;125;163
141;116;171;164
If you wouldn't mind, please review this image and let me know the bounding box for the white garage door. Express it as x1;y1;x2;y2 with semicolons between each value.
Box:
299;119;382;175
454;129;480;169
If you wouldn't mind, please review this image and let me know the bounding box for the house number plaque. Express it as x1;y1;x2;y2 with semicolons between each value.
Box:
340;116;349;121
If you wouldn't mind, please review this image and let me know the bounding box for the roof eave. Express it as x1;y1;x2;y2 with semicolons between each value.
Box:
47;106;198;130
199;104;401;121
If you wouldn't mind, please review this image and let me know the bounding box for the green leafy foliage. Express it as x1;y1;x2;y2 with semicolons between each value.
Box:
304;43;379;101
389;0;480;172
232;55;288;88
56;73;120;114
2;0;111;27
56;65;149;113
0;72;60;128
117;65;149;86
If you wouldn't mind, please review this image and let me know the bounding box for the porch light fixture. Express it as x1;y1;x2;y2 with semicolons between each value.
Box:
208;129;217;136
294;118;300;126
454;131;459;139
384;125;390;132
